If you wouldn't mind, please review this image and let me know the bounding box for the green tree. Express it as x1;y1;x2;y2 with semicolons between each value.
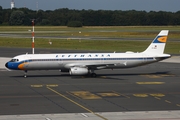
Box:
9;10;25;25
0;7;179;26
41;19;50;25
0;6;3;24
67;21;82;27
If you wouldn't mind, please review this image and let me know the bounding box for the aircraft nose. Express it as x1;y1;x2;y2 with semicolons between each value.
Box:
5;62;8;68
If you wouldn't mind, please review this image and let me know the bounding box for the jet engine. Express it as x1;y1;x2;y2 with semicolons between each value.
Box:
69;67;88;75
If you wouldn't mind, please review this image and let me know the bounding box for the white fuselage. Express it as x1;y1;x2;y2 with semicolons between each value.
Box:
6;52;170;71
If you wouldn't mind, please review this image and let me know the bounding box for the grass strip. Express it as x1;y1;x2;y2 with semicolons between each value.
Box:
0;37;179;54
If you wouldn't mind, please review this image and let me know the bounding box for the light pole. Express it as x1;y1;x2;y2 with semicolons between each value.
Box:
32;19;35;54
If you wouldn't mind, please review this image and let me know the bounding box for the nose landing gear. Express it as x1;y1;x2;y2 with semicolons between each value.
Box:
24;70;27;78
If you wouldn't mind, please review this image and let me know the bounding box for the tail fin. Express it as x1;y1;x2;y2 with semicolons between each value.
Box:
143;30;169;54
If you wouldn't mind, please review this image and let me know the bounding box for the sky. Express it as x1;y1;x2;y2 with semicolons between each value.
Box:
1;0;180;12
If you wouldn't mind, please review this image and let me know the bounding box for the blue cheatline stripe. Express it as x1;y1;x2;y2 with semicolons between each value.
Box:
23;57;154;62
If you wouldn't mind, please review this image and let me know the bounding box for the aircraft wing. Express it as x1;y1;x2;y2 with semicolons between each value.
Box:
64;62;123;70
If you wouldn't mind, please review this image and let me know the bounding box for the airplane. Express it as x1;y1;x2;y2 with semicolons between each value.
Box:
5;30;170;78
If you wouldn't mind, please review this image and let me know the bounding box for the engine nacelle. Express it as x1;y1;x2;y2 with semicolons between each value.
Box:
69;67;88;75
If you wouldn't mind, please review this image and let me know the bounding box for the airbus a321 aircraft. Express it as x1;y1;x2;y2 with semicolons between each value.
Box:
5;30;170;77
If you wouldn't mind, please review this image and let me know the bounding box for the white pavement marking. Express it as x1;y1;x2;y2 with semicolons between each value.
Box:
0;111;180;120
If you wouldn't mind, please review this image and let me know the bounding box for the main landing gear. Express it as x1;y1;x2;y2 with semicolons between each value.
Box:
90;73;97;77
88;69;97;77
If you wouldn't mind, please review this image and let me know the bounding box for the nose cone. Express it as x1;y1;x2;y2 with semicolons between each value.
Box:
5;62;8;68
5;62;20;70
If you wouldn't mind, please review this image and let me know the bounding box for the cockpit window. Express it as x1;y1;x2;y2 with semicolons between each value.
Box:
10;59;19;62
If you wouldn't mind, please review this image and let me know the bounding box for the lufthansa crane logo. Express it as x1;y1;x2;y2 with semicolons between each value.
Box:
157;36;167;43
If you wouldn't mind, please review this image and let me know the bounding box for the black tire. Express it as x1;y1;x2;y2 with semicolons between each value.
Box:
91;73;97;77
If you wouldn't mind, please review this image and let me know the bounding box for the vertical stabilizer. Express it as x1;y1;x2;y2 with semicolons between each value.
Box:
143;30;169;54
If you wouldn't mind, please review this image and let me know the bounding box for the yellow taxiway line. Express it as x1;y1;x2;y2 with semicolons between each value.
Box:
47;87;108;120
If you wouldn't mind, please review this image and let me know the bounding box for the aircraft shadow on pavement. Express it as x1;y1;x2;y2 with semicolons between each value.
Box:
10;71;171;80
99;71;171;76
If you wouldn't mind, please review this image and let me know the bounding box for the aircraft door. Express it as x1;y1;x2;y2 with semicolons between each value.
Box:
101;57;104;63
58;59;63;65
56;55;63;66
143;54;147;63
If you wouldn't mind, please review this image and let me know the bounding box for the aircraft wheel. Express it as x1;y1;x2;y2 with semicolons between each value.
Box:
91;73;97;77
24;70;27;78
